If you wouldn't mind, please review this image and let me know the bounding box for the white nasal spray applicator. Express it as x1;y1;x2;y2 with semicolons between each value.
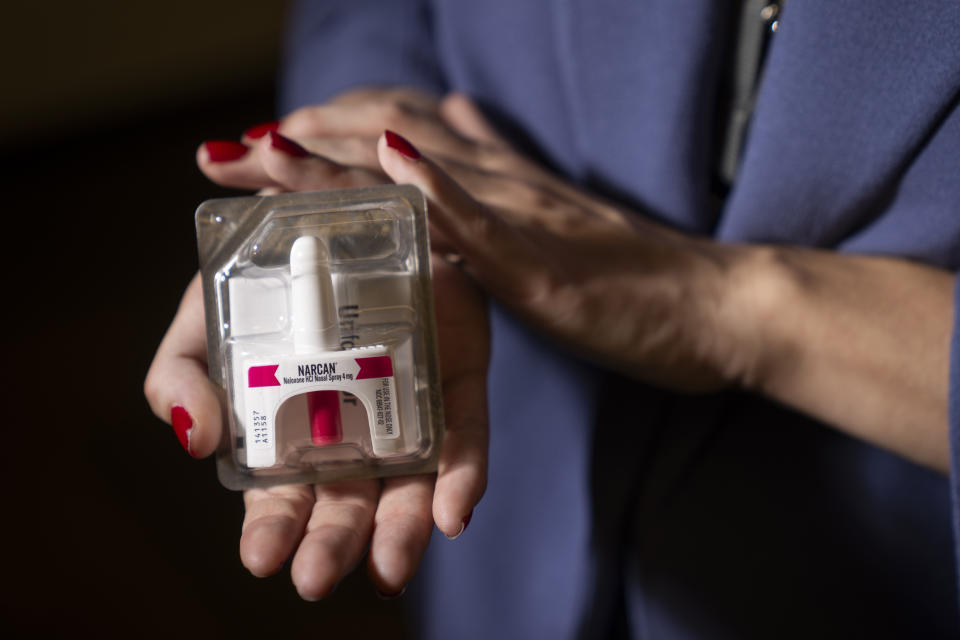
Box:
290;235;343;445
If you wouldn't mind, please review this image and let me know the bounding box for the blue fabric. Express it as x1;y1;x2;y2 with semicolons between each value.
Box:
280;0;447;107
281;0;960;637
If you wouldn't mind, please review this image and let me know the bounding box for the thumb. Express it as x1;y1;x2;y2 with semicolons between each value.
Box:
377;130;541;300
144;274;224;458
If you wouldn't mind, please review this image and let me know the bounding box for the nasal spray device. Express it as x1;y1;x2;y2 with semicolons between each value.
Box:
290;236;344;446
196;186;443;490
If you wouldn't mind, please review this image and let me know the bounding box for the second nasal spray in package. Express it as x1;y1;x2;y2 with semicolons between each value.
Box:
196;186;443;489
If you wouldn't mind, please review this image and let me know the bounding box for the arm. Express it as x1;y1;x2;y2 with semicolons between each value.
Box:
365;97;954;473
730;246;952;472
201;91;955;473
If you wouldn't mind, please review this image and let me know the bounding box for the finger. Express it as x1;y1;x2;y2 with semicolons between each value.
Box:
439;93;596;202
290;479;380;600
283;100;434;139
366;475;434;596
199;135;383;190
240;119;280;144
439;92;509;147
144;273;222;458
430;260;490;538
424;155;568;217
197;141;279;191
434;371;488;538
327;87;441;113
243;113;380;168
259;131;384;191
377;131;546;302
293;135;381;171
240;483;315;577
282;101;478;162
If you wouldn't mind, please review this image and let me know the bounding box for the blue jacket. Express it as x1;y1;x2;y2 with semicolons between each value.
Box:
282;1;960;637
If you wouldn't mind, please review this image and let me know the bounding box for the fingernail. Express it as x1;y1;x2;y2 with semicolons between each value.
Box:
204;140;249;162
243;120;280;139
446;509;473;540
268;130;310;158
301;581;337;602
375;585;407;600
170;405;197;457
384;130;420;160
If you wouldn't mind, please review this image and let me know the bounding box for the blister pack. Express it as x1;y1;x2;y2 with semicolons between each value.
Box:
196;186;442;489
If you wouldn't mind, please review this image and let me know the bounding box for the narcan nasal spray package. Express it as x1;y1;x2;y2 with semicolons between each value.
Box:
196;186;443;489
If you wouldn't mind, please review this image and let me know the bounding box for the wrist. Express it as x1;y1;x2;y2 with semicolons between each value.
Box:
706;242;799;393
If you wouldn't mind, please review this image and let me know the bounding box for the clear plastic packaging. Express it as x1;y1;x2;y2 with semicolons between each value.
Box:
196;186;443;490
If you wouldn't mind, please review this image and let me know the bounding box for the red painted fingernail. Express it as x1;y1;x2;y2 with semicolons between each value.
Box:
171;405;197;457
268;130;310;158
243;120;280;139
384;130;420;160
204;140;249;162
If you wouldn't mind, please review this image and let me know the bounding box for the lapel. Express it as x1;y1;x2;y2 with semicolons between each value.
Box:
719;0;960;245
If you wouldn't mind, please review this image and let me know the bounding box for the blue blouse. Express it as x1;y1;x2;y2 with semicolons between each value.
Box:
282;1;960;637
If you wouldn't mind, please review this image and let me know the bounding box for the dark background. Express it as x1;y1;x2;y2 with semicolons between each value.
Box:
1;2;409;636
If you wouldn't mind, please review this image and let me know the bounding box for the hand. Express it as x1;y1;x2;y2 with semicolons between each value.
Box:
200;90;748;391
371;127;748;393
198;87;446;191
197;87;571;199
145;90;490;599
145;264;487;598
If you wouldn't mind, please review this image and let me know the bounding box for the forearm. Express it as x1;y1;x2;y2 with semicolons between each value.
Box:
726;245;954;472
226;94;956;473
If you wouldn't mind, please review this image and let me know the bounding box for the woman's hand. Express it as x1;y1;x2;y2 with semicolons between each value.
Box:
145;89;490;599
374;125;749;393
197;91;743;391
198;87;451;191
145;257;488;599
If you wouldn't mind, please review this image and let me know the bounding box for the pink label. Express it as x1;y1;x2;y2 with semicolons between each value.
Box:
248;364;281;387
355;356;393;379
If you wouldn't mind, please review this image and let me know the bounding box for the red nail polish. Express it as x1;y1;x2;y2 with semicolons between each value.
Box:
243;120;280;139
384;130;420;160
204;140;249;162
269;130;310;158
171;405;196;457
